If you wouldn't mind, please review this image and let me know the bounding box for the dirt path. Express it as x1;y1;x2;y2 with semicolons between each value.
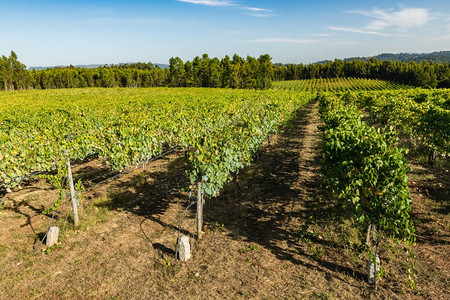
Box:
407;157;450;299
189;100;373;299
1;100;448;299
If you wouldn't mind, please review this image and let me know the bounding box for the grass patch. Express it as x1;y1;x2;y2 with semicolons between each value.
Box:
239;244;260;253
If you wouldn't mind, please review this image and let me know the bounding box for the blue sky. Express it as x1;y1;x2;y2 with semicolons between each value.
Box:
1;0;449;66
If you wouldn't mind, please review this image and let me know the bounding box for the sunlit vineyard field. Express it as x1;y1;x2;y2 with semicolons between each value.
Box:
0;85;449;299
0;87;312;196
273;77;413;92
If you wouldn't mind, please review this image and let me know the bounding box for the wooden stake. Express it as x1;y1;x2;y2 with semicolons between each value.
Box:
67;158;79;226
366;223;373;247
196;181;203;240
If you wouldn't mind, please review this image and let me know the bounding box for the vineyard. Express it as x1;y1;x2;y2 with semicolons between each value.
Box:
0;88;311;192
273;77;412;92
0;85;449;299
0;87;313;239
353;89;450;157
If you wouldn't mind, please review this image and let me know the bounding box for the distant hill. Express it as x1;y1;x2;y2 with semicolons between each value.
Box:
316;51;450;64
344;51;450;63
29;63;169;70
29;64;101;70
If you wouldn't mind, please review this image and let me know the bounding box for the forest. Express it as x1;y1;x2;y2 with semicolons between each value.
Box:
341;50;450;63
275;58;450;88
1;51;450;91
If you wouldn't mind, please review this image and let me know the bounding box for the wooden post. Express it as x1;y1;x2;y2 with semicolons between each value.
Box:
196;181;203;240
366;223;373;247
67;158;79;227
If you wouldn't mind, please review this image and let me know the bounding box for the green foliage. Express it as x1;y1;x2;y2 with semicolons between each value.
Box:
405;246;417;289
239;245;260;253
356;89;450;155
0;88;312;206
273;58;450;88
310;245;324;260
0;52;275;91
0;51;31;91
274;78;412;92
44;244;63;254
185;93;307;196
297;223;320;243
185;91;310;197
39;160;68;214
3;51;450;91
319;91;443;289
319;94;415;243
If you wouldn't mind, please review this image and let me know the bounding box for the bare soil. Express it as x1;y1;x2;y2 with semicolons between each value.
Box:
0;101;448;299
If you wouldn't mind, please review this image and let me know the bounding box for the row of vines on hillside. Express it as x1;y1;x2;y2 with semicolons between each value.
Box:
318;93;416;288
0;88;312;235
273;78;412;92
348;89;450;162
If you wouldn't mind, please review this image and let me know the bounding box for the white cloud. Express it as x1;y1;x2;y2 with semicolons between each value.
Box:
242;6;272;13
312;33;333;37
329;26;388;36
329;26;413;38
352;8;433;31
177;0;234;6
246;12;274;18
177;0;272;17
329;7;433;37
248;38;321;44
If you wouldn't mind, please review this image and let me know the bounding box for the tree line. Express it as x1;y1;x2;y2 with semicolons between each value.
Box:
1;51;450;91
274;58;450;88
0;51;273;90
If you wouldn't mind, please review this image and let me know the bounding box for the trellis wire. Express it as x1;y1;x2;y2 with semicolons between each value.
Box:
33;212;56;252
174;190;196;269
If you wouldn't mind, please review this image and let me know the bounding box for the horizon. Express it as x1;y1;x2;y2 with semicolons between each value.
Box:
25;50;450;69
2;0;450;67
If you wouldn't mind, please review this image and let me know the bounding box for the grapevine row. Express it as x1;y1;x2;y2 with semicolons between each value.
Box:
273;77;412;92
349;89;450;158
0;88;312;201
318;93;414;243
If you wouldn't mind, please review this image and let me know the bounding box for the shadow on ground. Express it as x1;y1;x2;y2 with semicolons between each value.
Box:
203;101;366;281
93;153;192;252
